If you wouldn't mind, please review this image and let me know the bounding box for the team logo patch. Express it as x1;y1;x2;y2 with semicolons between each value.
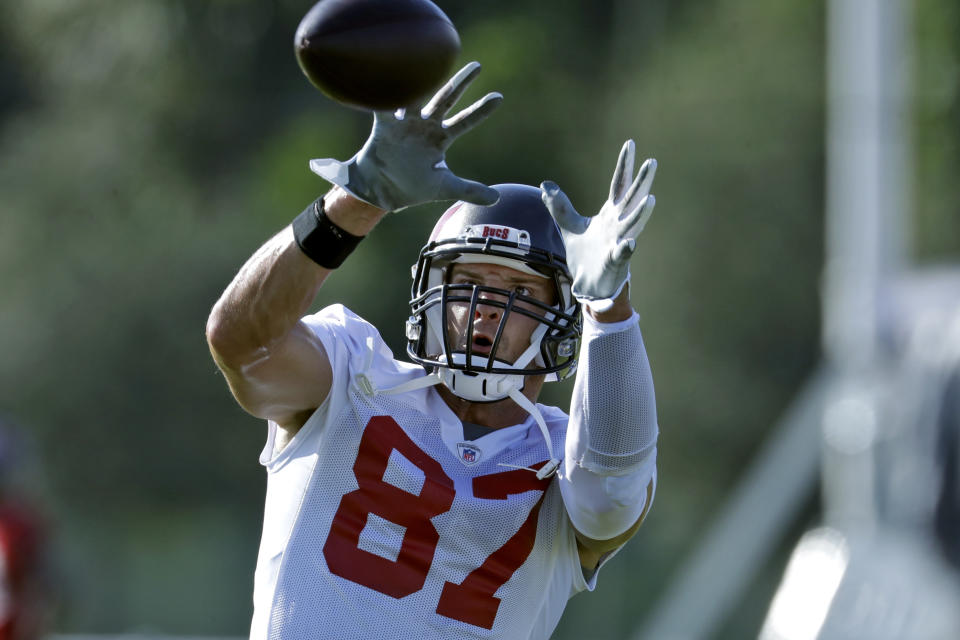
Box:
459;225;531;248
457;442;482;465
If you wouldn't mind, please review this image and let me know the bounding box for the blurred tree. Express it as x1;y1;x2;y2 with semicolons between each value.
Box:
914;0;960;263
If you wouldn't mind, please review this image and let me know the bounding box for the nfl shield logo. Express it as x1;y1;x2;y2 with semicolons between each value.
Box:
457;442;482;465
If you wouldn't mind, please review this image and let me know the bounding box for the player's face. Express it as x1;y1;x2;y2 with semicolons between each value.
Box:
445;263;557;365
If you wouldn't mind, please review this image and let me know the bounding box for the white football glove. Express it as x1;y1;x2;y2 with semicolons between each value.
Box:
309;61;502;212
541;140;657;312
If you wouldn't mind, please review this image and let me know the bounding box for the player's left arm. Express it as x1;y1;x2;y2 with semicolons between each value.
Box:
541;140;659;568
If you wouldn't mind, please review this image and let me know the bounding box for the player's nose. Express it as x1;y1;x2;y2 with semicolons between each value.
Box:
474;304;500;320
474;293;503;319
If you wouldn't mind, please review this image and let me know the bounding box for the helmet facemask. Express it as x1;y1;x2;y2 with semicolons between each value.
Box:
407;224;581;402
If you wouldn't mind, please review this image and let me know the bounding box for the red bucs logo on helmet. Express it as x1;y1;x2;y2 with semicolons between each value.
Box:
482;225;509;240
459;225;532;248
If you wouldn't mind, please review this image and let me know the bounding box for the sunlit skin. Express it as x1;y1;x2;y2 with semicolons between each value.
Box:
436;262;558;428
445;263;557;360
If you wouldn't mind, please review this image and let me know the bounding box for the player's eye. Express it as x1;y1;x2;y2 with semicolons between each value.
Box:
513;285;532;297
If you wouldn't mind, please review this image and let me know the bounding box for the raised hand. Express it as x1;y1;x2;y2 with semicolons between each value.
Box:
541;140;657;312
310;62;502;212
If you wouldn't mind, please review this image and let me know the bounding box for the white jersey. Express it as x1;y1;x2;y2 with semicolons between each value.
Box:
250;305;601;640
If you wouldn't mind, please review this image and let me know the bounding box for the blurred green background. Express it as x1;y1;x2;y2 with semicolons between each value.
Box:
0;0;956;637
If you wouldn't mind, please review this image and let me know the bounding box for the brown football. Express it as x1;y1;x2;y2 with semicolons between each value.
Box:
294;0;461;110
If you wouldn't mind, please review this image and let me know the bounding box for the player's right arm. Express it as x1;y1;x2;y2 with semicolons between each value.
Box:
207;62;501;437
205;187;386;435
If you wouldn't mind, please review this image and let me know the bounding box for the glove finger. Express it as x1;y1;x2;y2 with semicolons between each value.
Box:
421;61;482;120
611;237;636;264
620;194;656;240
309;158;349;185
443;92;503;139
621;158;657;213
608;140;636;204
438;173;500;206
541;181;587;234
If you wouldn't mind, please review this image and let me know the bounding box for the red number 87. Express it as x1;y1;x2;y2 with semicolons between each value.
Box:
323;416;552;630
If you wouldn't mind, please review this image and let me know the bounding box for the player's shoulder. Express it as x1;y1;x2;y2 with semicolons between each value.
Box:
302;303;371;334
303;304;383;350
536;403;570;435
302;304;415;377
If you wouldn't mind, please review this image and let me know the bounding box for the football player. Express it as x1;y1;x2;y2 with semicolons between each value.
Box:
207;62;660;639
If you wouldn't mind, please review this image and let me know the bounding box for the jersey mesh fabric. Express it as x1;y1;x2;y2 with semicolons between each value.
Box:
253;305;589;640
577;320;658;475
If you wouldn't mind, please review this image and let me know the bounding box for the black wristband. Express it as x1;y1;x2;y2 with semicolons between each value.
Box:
292;197;364;269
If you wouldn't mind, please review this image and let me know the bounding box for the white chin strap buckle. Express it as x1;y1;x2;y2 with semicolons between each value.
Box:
536;459;560;480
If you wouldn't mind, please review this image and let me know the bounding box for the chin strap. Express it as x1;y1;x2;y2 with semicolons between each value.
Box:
356;370;443;398
354;338;560;479
501;388;560;479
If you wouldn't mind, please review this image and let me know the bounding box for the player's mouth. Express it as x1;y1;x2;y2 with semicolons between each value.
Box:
468;333;494;355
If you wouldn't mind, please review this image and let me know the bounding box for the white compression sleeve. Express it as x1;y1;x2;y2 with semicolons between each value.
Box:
559;310;659;540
